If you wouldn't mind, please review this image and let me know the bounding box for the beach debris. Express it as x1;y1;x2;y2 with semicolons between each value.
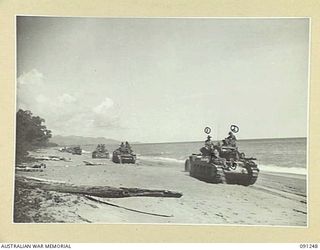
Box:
83;160;104;166
32;163;46;168
15;176;183;199
185;125;259;186
16;167;45;172
34;155;71;162
58;147;68;152
293;209;307;215
48;155;72;161
34;156;51;161
16;168;44;172
25;176;66;183
84;195;173;217
16;163;46;172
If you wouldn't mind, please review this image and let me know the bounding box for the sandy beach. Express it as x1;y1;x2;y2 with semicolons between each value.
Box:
14;148;307;226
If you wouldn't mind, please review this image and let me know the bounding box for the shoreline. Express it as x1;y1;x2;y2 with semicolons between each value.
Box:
13;147;307;225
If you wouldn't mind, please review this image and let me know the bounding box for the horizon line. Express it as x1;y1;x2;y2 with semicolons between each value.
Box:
51;134;307;145
132;136;307;145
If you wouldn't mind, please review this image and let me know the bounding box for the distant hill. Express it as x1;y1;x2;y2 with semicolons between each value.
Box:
50;135;121;146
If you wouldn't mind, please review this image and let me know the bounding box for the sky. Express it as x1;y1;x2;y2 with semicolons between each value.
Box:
16;17;309;143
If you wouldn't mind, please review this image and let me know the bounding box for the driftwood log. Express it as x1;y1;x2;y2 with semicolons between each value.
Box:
16;168;44;172
15;176;183;198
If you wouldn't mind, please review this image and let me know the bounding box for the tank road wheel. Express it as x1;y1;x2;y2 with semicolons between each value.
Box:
214;165;226;184
185;159;191;172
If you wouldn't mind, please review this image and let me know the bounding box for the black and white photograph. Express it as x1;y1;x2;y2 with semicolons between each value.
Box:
14;16;309;226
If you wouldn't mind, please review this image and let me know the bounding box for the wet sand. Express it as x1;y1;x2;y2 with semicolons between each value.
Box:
14;148;307;226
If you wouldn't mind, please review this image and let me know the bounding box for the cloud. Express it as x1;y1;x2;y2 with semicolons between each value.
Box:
17;69;44;86
92;113;120;128
44;96;121;136
35;94;48;104
48;94;79;121
57;93;77;105
91;97;120;129
16;70;81;131
92;97;114;114
17;69;46;112
16;70;122;137
17;78;122;136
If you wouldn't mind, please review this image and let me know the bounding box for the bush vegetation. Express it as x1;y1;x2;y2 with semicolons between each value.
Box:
16;109;57;163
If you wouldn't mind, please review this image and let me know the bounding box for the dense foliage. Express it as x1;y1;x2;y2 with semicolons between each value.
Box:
16;109;55;162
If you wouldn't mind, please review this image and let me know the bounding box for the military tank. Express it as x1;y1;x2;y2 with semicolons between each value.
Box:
185;126;259;186
92;144;109;158
71;146;82;155
112;150;136;164
112;142;136;164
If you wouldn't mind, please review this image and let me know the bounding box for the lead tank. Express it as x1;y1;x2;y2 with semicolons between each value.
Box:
185;126;259;186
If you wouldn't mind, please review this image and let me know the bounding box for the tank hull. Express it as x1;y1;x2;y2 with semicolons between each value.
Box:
71;147;82;155
112;151;136;164
187;155;259;186
92;151;109;159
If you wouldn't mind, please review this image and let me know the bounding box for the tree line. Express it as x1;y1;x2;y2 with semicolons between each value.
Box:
16;109;57;162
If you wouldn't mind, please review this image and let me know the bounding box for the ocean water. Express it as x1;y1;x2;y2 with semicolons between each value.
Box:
81;137;307;175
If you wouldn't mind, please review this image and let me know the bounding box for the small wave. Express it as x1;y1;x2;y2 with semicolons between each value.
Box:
259;164;306;175
139;156;185;164
139;155;306;175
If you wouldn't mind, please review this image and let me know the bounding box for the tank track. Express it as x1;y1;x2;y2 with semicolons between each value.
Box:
244;165;259;186
189;162;225;183
188;159;259;185
185;159;191;172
